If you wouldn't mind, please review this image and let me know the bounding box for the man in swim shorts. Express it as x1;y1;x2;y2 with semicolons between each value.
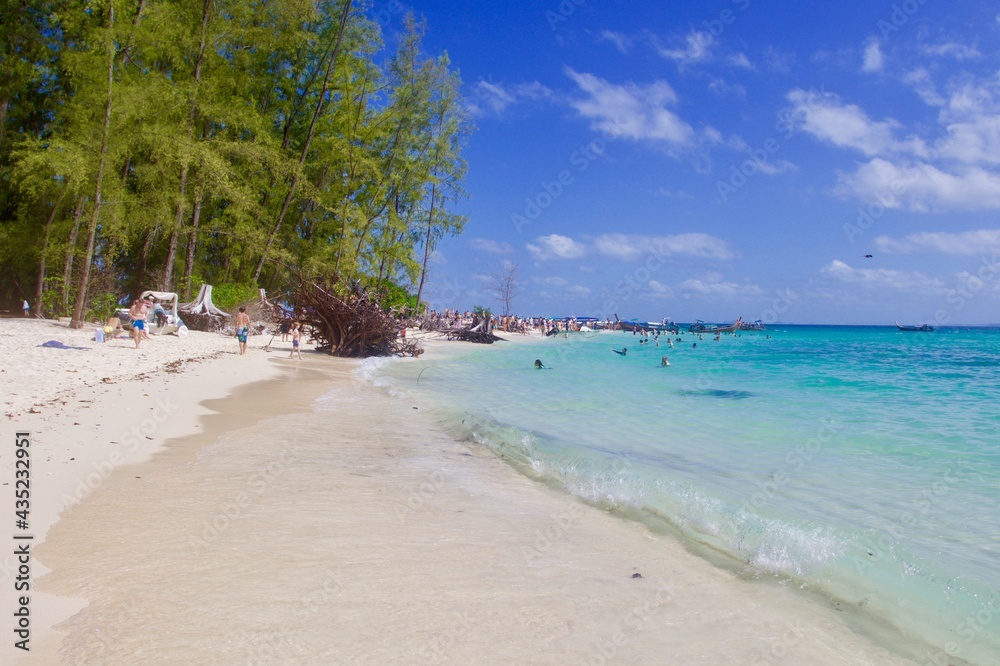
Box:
235;306;251;355
128;299;149;349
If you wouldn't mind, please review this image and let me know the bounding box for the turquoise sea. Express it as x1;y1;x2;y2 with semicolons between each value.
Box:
368;326;1000;664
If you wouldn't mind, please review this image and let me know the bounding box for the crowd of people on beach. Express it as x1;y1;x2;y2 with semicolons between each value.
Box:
415;309;600;336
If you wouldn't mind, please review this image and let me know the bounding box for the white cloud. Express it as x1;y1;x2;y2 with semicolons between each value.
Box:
764;47;794;74
653;30;714;66
526;234;588;261
675;273;762;299
795;75;1000;212
648;280;674;297
599;30;632;53
874;229;1000;256
657;188;694;199
755;158;797;176
786;89;926;157
526;232;736;264
467;80;553;116
593;233;737;261
903;68;945;107
566;285;591;297
728;53;753;69
468;238;514;254
708;77;746;99
921;42;980;60
835;159;1000;212
934;81;1000;167
566;69;696;148
532;276;570;287
861;39;884;73
820;260;945;293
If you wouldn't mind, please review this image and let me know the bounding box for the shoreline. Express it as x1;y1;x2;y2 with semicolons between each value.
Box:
5;323;918;664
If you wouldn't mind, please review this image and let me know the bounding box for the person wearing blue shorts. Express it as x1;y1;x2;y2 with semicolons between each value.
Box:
235;306;251;355
128;299;149;349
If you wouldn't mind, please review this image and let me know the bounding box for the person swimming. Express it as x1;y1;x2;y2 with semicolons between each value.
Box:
534;359;547;369
661;356;670;366
613;347;627;356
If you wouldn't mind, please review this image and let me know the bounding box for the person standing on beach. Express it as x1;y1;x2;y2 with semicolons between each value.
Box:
128;299;149;349
23;300;30;317
235;306;251;355
289;322;302;359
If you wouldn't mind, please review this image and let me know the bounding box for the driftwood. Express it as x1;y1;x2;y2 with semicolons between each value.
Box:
292;279;422;358
443;314;505;344
180;284;229;331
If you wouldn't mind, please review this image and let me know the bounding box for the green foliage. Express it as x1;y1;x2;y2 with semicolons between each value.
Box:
39;277;67;319
473;305;492;319
211;283;259;310
85;291;120;324
373;280;418;312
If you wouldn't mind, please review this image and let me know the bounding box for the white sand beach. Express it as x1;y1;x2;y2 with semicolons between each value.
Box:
0;318;917;664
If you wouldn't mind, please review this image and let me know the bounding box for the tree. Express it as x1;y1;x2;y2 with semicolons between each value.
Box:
1;1;472;331
413;51;469;313
489;261;518;317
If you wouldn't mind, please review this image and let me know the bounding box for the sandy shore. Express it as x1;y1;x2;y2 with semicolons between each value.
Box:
1;321;918;664
0;317;289;662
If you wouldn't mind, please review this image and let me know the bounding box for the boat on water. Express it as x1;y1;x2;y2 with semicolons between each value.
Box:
689;317;742;334
614;316;679;334
895;321;935;332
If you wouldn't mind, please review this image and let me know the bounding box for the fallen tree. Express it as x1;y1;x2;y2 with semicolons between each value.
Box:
442;313;504;344
292;278;422;357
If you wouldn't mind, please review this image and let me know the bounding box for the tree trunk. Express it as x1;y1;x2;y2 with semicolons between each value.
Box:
414;181;438;312
0;93;8;149
136;223;159;293
70;1;115;329
163;0;211;291
62;195;86;311
253;0;352;282
161;164;187;290
183;187;203;300
35;185;70;318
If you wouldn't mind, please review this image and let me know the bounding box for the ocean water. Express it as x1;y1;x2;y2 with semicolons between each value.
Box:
370;326;1000;665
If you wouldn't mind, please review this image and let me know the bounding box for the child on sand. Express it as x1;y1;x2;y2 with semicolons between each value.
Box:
102;315;124;341
289;322;302;359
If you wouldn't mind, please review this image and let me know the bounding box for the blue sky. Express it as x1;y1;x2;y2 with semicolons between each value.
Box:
383;0;1000;325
